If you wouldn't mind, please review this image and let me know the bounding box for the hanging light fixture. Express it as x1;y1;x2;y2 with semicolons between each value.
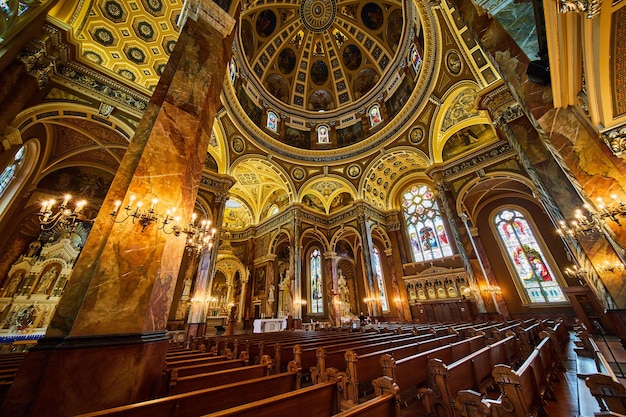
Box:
38;195;92;231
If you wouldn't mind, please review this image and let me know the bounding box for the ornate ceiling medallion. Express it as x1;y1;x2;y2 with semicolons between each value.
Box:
299;0;337;32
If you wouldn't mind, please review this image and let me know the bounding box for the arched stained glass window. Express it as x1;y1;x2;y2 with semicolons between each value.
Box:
317;125;330;143
310;248;323;313
369;104;382;127
0;146;25;197
402;184;453;262
372;248;388;311
494;209;567;304
267;111;278;132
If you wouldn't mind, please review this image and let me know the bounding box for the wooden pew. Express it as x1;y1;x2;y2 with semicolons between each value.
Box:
426;335;518;417
169;353;249;379
477;336;557;417
168;355;273;395
372;334;488;408
75;364;302;417
166;350;233;368
339;333;461;404
197;381;338;417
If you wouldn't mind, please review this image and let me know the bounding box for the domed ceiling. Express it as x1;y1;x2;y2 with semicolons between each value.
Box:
230;0;426;152
239;0;404;111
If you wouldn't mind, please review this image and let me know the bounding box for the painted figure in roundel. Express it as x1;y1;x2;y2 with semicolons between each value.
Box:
342;45;362;71
256;10;277;38
361;3;384;30
278;48;296;74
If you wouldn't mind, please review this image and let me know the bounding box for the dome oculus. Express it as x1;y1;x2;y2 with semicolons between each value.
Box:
300;0;337;32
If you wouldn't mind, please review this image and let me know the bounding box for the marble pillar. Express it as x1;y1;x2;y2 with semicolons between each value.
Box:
1;4;235;416
293;210;303;321
357;205;379;317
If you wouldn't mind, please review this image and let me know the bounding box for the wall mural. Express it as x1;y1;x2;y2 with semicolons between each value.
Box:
442;124;497;161
37;167;113;200
336;122;364;147
302;193;326;213
223;200;251;230
385;78;412;119
260;189;289;219
238;88;262;126
284;127;312;149
329;192;354;213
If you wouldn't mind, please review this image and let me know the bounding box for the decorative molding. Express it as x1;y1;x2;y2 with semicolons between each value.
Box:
17;24;70;89
602;125;626;157
431;142;514;180
557;0;601;19
479;86;524;126
2;126;23;151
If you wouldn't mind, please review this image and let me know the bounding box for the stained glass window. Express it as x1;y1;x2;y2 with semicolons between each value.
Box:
494;209;567;303
317;125;329;143
372;248;389;311
267;111;278;132
0;146;24;197
402;184;453;262
310;248;323;313
410;44;422;72
369;104;382;127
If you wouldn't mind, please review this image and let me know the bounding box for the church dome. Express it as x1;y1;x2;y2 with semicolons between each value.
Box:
230;0;427;153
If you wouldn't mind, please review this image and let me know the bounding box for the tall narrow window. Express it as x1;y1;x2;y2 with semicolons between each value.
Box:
402;184;453;262
369;104;382;127
372;248;388;311
0;146;24;197
494;209;567;304
317;125;330;143
310;249;323;313
267;111;278;133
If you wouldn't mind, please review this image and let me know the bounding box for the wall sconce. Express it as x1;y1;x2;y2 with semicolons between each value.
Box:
598;260;625;274
564;265;588;285
485;285;502;295
38;195;92;231
110;196;217;252
557;195;626;236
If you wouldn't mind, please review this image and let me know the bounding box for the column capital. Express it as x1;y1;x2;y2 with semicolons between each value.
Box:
602;125;626;157
478;85;524;127
180;0;237;38
2;126;22;151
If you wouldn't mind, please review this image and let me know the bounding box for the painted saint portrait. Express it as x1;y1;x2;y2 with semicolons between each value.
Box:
256;10;277;38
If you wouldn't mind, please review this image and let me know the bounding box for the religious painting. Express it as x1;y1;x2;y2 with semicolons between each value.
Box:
442;124;497;162
260;189;289;218
284;127;311;149
361;3;383;30
302;193;325;213
264;74;289;103
267;110;278;132
228;56;237;84
240;20;255;61
329;192;353;213
386;9;403;50
278;48;296;74
310;60;329;85
317;125;330;143
309;89;333;111
256;10;277;38
495;209;567;304
342;44;362;71
37;167;113;200
385;78;412;119
254;265;267;297
336;122;364;147
223;199;251;230
238;88;262;125
353;68;379;100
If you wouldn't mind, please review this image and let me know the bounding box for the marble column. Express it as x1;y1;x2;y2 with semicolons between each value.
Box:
480;86;618;309
357;205;379;317
384;248;406;321
324;252;339;326
293;209;303;320
1;2;236;416
186;247;212;339
434;180;488;315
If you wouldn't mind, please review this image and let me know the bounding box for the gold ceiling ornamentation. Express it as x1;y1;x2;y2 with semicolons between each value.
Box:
299;0;337;32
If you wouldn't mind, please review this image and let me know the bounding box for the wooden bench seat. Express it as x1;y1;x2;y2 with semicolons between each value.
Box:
168;355;273;395
198;381;337;417
75;366;301;417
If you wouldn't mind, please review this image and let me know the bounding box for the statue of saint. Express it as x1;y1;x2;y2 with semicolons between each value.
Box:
35;266;59;294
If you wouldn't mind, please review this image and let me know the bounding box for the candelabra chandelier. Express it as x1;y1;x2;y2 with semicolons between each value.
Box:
110;196;217;251
38;195;91;231
558;195;626;236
